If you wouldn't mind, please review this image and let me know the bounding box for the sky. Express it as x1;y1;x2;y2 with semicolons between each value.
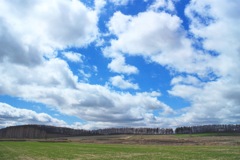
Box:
0;0;240;129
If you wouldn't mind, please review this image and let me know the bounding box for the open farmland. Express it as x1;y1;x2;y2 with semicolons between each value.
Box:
0;134;239;160
66;133;240;145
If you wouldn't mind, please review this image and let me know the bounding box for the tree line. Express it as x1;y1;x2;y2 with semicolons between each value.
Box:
0;125;93;139
0;125;173;138
95;127;173;135
0;124;239;139
175;124;240;134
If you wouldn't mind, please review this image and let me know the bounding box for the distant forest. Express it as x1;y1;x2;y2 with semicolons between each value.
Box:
0;124;239;139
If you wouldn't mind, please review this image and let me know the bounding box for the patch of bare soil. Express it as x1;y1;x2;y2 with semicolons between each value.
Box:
66;135;240;146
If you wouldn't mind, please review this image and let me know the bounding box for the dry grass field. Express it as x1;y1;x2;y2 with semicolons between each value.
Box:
65;133;240;146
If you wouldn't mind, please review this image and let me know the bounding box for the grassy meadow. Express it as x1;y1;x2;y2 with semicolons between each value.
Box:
0;140;240;160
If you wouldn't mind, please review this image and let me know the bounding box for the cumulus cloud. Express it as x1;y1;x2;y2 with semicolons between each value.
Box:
0;57;172;128
149;0;176;12
62;51;83;63
185;0;240;77
107;55;139;74
170;75;203;87
0;0;239;129
109;75;139;90
107;11;132;35
0;103;66;128
0;0;98;66
0;59;78;96
167;0;240;126
71;86;173;124
105;10;213;75
103;0;240;127
0;0;176;129
171;78;240;126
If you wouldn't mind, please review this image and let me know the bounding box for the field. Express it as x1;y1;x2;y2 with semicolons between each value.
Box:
0;134;240;160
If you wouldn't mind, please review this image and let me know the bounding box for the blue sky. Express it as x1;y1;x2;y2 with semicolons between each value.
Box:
0;0;240;129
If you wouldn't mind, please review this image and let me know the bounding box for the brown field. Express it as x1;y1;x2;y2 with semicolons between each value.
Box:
1;133;240;146
35;133;240;146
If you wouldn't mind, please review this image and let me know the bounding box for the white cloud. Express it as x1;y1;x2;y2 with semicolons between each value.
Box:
105;10;213;75
93;66;98;73
78;65;98;82
171;78;240;126
0;103;66;128
0;57;173;128
149;0;176;12
94;0;106;13
109;75;139;90
108;55;139;74
70;86;173;124
107;11;183;55
167;0;240;126
0;0;176;129
63;51;83;62
0;58;78;95
107;11;132;35
168;84;201;100
185;0;240;77
0;0;239;129
109;0;132;6
0;0;98;66
170;75;203;87
104;0;240;127
79;69;92;82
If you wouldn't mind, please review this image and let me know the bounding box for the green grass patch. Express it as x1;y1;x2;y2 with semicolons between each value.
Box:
0;141;239;160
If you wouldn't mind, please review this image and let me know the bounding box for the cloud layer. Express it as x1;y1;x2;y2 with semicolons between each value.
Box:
0;103;66;128
103;0;240;126
104;10;213;75
0;0;98;66
0;0;239;129
0;57;173;126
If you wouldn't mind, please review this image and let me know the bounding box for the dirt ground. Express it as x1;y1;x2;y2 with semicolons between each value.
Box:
64;134;240;146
